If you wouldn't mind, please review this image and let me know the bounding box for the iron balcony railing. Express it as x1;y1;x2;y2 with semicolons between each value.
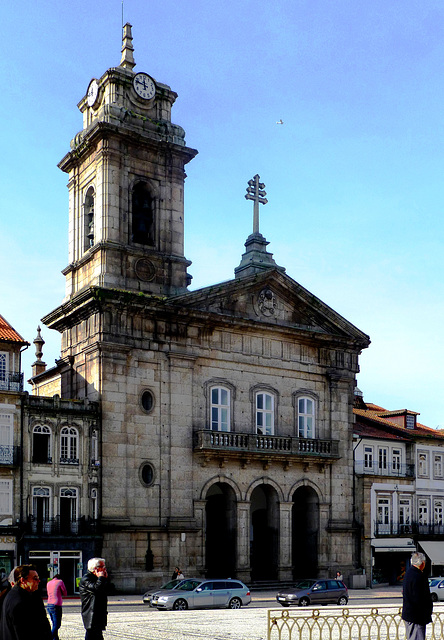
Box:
373;520;444;536
355;460;415;477
194;430;340;462
0;445;20;466
268;606;444;640
26;516;99;536
0;372;24;392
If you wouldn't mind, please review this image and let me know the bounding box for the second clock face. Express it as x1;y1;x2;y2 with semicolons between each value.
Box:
133;73;156;100
87;79;99;107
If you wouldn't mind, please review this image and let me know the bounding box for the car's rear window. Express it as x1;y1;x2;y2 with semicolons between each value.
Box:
228;581;244;589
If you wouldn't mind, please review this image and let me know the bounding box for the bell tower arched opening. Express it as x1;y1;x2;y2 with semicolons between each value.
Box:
250;484;279;581
132;182;154;246
292;486;319;578
205;482;236;577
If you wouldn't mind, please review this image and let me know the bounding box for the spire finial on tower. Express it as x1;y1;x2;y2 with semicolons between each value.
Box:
245;174;268;236
120;22;136;70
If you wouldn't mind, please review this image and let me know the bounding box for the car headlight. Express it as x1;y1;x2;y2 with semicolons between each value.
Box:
157;596;169;603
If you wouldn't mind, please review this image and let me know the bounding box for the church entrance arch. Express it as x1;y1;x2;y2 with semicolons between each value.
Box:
292;486;319;578
205;482;236;577
250;485;279;581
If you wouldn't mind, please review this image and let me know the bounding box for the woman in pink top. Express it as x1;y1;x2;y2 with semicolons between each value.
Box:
46;573;67;640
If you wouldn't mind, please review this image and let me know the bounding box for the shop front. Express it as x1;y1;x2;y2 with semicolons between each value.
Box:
371;538;415;585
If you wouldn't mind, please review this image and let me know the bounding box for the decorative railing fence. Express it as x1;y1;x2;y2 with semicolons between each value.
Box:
268;607;444;640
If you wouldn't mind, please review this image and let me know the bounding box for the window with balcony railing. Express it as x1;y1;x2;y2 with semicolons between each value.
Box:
60;427;79;464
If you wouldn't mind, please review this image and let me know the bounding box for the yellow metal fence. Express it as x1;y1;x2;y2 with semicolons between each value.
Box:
269;607;444;640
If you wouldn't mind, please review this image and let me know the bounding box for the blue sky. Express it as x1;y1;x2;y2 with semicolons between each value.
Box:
1;0;443;427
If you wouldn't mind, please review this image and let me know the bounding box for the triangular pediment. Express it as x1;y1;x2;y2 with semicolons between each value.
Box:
170;269;369;345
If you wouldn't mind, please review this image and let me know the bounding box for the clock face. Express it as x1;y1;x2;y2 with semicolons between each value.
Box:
133;73;156;100
86;80;99;107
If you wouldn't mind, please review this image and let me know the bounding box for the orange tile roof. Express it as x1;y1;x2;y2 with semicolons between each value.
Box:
0;314;29;345
354;405;444;440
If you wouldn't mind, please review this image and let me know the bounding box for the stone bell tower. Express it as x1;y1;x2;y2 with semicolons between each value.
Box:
58;23;198;299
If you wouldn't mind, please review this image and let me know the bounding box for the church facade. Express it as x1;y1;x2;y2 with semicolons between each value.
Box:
32;25;370;592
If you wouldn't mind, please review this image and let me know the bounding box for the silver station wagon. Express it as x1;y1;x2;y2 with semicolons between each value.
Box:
276;579;348;607
151;578;251;610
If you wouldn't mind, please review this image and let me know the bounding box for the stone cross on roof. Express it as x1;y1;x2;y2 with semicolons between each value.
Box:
245;174;268;235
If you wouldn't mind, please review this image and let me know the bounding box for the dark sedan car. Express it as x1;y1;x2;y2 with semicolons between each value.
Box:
276;579;348;607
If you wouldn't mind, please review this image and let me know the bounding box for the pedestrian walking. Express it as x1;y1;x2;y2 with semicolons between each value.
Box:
79;557;109;640
402;551;433;640
1;564;51;640
46;573;67;640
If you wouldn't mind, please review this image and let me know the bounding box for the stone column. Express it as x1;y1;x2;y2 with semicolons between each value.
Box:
236;501;251;583
194;500;206;574
278;501;293;581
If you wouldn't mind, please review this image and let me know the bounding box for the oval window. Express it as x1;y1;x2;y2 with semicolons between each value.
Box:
141;463;154;486
141;390;154;413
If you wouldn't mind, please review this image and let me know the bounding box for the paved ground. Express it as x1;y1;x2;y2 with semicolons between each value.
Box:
54;586;407;640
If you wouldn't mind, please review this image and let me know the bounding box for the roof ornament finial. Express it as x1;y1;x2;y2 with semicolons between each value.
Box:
120;22;136;70
33;326;45;362
245;174;267;236
235;175;285;279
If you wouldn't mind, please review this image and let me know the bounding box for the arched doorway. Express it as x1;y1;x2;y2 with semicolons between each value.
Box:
205;483;236;577
250;485;279;581
292;486;319;578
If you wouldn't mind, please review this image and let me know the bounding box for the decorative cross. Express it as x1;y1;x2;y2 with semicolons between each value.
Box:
245;174;267;235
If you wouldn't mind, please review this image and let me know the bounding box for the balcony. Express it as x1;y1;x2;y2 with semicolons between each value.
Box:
193;430;340;466
0;372;24;392
25;515;99;536
355;461;415;477
0;445;20;466
374;521;444;536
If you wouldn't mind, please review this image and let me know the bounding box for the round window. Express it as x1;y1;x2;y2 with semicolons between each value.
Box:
141;463;154;486
141;390;154;413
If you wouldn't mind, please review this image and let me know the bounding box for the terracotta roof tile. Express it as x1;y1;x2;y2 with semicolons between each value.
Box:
0;314;29;345
353;405;444;440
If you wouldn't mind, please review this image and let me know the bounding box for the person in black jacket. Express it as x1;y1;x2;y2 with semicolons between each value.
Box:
402;551;433;640
1;564;51;640
79;558;108;640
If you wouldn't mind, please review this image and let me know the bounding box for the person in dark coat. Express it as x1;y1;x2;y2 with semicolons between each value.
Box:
402;551;433;640
79;557;108;640
1;564;51;640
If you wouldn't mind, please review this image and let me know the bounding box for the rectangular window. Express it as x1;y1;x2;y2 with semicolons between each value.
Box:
256;393;274;435
434;500;444;526
0;413;13;465
0;480;12;515
434;454;443;478
418;498;429;525
378;447;388;471
392;449;401;473
364;446;373;471
418;452;429;477
210;387;230;432
298;397;315;439
399;498;411;532
377;497;391;533
0;352;7;382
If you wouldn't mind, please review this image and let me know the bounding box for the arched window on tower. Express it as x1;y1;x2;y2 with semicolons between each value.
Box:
132;182;154;245
84;187;95;250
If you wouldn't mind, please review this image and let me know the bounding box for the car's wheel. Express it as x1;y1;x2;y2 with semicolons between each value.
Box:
299;597;310;606
279;602;289;607
338;596;348;606
173;598;188;611
229;597;242;609
432;593;438;603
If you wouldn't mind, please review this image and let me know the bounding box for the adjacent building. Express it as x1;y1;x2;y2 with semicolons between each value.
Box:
353;393;444;585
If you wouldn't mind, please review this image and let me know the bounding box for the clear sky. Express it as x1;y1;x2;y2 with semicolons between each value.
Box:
1;0;443;427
